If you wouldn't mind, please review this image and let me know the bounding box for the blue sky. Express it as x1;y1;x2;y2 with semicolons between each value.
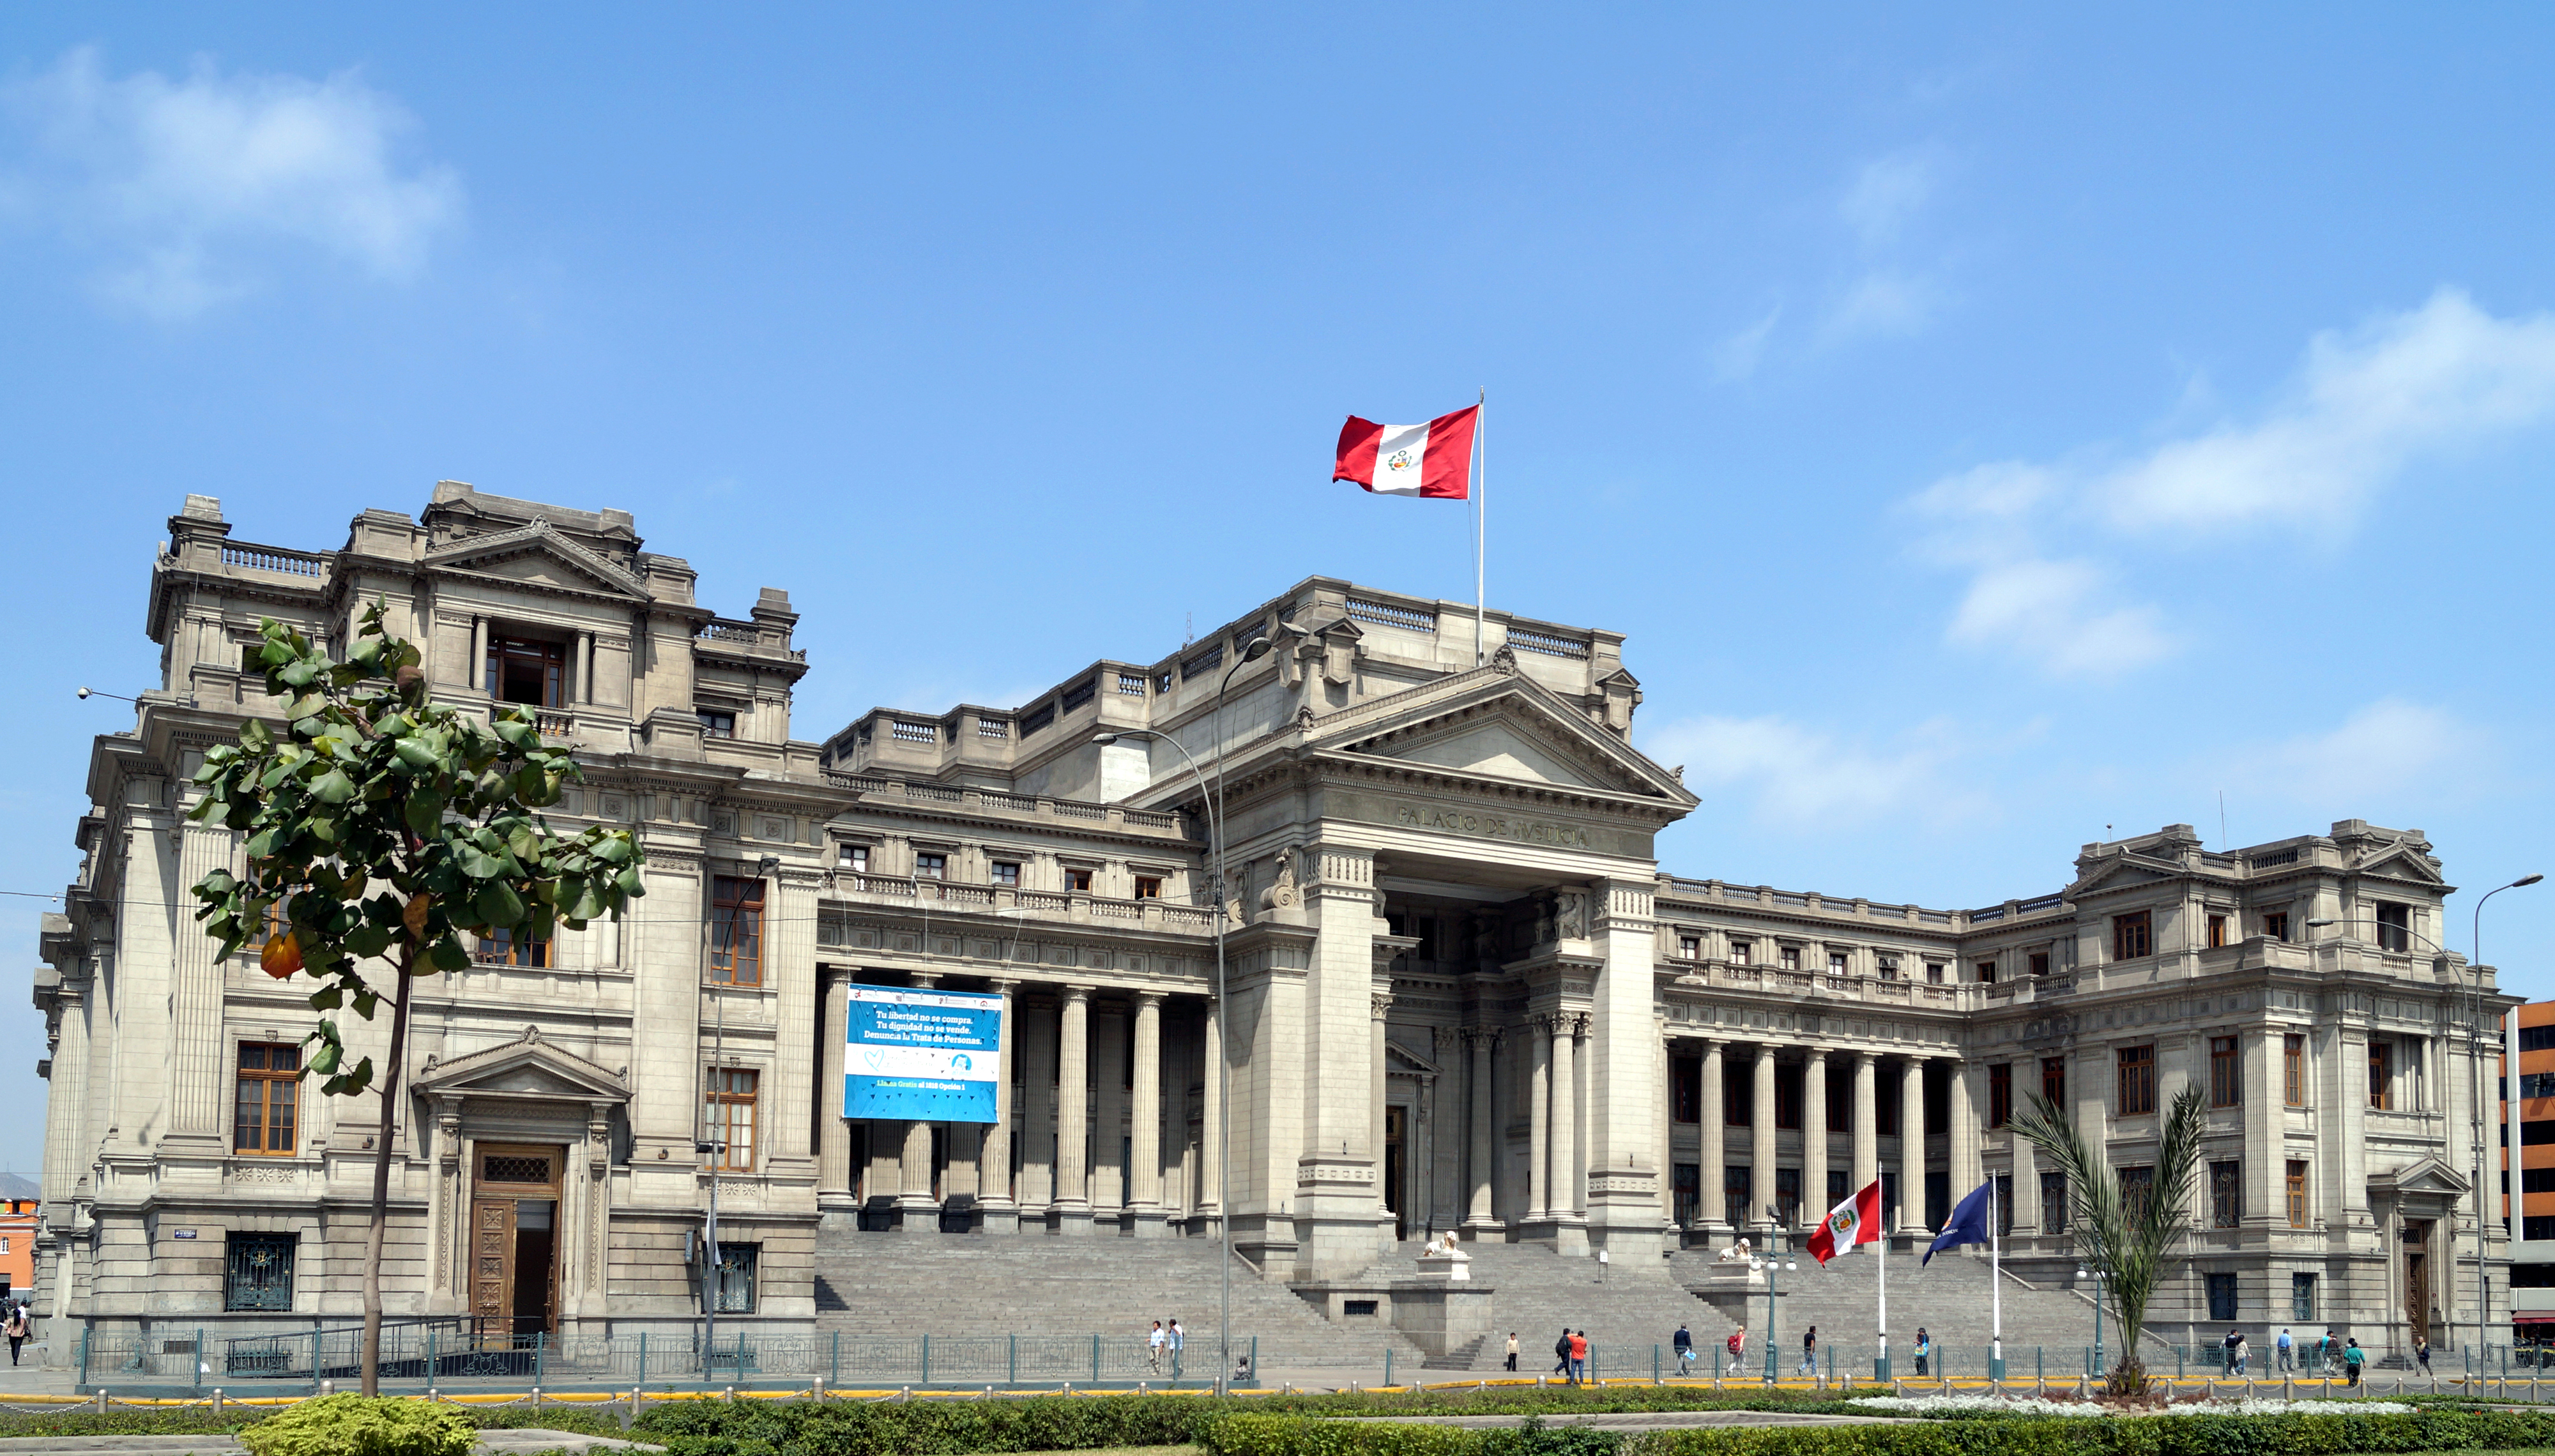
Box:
4;8;2553;1178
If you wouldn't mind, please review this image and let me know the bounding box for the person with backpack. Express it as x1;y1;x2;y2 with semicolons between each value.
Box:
1727;1324;1746;1372
1554;1328;1573;1380
1;1303;24;1367
2415;1335;2432;1375
1913;1327;1931;1377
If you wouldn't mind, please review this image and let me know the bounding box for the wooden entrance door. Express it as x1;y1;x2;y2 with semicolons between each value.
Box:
471;1143;563;1344
2405;1219;2433;1338
1384;1105;1407;1241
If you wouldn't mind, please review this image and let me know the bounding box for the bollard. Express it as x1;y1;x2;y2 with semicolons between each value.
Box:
726;1386;736;1404
95;1390;106;1415
532;1387;542;1409
213;1390;223;1415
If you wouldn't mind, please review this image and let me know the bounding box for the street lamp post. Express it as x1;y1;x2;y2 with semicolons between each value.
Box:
1751;1212;1797;1383
1094;633;1272;1390
2312;889;2539;1367
2077;1264;2106;1379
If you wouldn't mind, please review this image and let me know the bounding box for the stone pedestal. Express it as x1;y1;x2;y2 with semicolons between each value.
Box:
1293;1155;1383;1278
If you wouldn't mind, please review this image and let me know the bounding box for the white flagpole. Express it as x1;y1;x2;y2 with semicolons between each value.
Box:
1990;1179;2003;1379
1877;1204;1888;1380
1473;387;1486;666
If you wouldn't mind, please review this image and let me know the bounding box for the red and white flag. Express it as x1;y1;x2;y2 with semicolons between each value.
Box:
1333;406;1479;499
1804;1179;1884;1265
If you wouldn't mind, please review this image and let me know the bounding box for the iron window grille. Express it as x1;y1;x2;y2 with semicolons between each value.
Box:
224;1232;296;1312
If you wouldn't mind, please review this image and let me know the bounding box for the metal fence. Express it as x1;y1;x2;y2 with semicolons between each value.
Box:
72;1324;1272;1390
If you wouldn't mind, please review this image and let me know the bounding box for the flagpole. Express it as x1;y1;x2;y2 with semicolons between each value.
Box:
1473;387;1486;666
1990;1179;2004;1382
1877;1211;1889;1381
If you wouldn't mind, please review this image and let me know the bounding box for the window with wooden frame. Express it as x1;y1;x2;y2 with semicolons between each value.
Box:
1827;950;1849;976
1773;1062;1803;1130
837;843;869;874
703;1067;758;1171
2117;1043;2157;1116
1987;1063;2013;1128
2262;911;2289;943
1064;867;1094;893
1779;946;1801;971
1678;934;1702;960
696;708;736;739
2208;914;2227;948
2209;1159;2242;1227
1728;940;1752;966
2284;1033;2306;1105
1723;1060;1751;1125
2368;1039;2394;1110
2376;902;2413;953
990;861;1021;887
2118;1164;2156;1218
1973;959;1995;985
2209;1036;2241;1107
2286;1160;2309;1227
1672;1056;1701;1123
2029;950;2052;976
2112;911;2153;960
708;876;765;985
474;926;549;967
485;635;566;708
1133;876;1163;900
234;1042;301;1156
913;853;946;880
2041;1056;2066;1109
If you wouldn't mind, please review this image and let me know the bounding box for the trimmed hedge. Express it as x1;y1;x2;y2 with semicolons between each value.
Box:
1198;1409;2555;1456
237;1395;478;1456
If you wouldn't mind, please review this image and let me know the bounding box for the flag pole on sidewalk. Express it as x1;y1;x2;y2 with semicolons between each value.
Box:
1877;1210;1889;1380
1473;387;1486;666
1990;1179;2004;1380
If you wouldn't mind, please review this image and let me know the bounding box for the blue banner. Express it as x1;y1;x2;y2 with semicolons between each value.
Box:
843;985;1003;1123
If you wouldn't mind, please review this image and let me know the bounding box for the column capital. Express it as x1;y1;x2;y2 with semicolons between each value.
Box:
1806;1047;1830;1066
1465;1025;1502;1049
1134;988;1166;1008
987;976;1021;995
1060;982;1096;1003
1854;1050;1879;1070
1371;992;1394;1021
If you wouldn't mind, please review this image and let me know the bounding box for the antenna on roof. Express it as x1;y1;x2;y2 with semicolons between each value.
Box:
2218;791;2228;851
1184;612;1194;648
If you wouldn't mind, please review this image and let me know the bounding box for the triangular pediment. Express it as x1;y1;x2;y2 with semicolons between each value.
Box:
425;520;651;602
413;1026;629;1103
1312;671;1695;806
2360;849;2444;885
1386;1041;1441;1075
2369;1156;2467;1198
2070;855;2182;897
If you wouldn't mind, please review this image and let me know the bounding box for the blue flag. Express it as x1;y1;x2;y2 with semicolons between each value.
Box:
1923;1180;1994;1266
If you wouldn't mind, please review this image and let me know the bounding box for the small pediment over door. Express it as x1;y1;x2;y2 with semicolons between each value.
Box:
413;1026;630;1105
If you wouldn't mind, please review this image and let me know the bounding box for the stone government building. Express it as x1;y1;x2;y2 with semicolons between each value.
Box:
31;482;2512;1357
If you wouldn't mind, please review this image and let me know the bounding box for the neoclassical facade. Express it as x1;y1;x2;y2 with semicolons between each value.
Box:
31;482;2513;1358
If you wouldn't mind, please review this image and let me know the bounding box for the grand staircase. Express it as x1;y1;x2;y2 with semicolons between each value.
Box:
1364;1241;1739;1374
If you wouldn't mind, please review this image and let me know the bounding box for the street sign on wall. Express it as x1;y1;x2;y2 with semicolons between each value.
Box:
843;985;1003;1122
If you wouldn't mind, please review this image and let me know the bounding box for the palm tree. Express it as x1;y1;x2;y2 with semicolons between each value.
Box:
2009;1082;2206;1396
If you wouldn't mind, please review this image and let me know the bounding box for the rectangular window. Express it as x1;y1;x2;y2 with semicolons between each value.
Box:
989;861;1021;886
1723;1061;1752;1126
838;844;869;874
1829;1169;1849;1204
1880;959;1903;982
1729;941;1752;966
1064;867;1094;893
2208;914;2227;948
2030;951;2052;976
1988;1063;2013;1128
2119;1164;2156;1218
704;1067;758;1172
1827;950;1849;976
1972;959;1994;985
696;709;736;739
1776;1167;1803;1226
1133;876;1163;900
2112;911;2153;960
473;927;549;967
2262;911;2289;943
2118;1044;2156;1116
2522;1026;2555;1054
224;1232;297;1312
2041;1056;2066;1109
1877;1070;1900;1136
2376;902;2412;953
1673;1164;1700;1225
2209;1159;2242;1227
712;1242;759;1314
2284;1034;2306;1106
2210;1036;2241;1107
485;635;566;708
2286;1160;2308;1227
2369;1040;2395;1111
2206;1271;2237;1322
1679;935;1702;959
2040;1171;2068;1233
1673;1056;1701;1123
234;1043;301;1156
1994;1174;2015;1236
1723;1166;1751;1227
1827;1083;1849;1132
2292;1272;2317;1321
708;876;765;985
914;853;946;880
2524;1120;2555;1146
2527;1215;2555;1242
1774;1063;1803;1130
1780;946;1801;971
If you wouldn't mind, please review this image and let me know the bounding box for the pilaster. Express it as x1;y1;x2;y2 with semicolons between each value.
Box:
1803;1049;1831;1220
1583;878;1661;1257
1053;983;1095;1234
1294;842;1384;1278
1700;1038;1728;1237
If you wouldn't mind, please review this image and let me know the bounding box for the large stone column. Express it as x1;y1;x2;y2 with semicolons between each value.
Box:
1054;984;1094;1234
1529;1020;1552;1222
1550;1014;1582;1245
1899;1058;1928;1232
980;978;1021;1232
1585;879;1663;1257
1851;1052;1879;1195
1298;842;1384;1277
1198;1000;1222;1231
1700;1038;1728;1236
896;974;942;1230
818;971;855;1218
1464;1029;1499;1234
1371;993;1392;1232
1130;990;1166;1236
1948;1059;1979;1209
1750;1043;1777;1234
1804;1049;1831;1217
1019;993;1055;1216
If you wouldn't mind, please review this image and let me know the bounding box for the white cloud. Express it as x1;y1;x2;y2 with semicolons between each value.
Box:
1708;305;1781;383
0;48;462;317
1839;148;1941;245
2219;699;2490;808
1642;713;1969;824
1825;269;1941;341
1909;290;2555;675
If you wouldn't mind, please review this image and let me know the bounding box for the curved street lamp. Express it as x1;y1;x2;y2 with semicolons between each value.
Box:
1094;632;1271;1388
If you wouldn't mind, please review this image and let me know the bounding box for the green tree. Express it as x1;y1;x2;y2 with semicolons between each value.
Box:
2010;1082;2206;1395
188;605;644;1395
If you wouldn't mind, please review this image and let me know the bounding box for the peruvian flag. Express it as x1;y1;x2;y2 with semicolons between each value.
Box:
1333;406;1479;499
1804;1179;1884;1265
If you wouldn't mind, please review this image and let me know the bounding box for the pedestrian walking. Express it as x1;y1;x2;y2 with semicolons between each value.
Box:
1553;1327;1573;1379
1168;1319;1184;1365
2223;1328;2246;1377
1568;1330;1589;1384
2416;1335;2432;1375
2276;1328;2294;1374
2343;1337;2364;1386
1799;1324;1817;1376
1148;1321;1166;1372
1913;1327;1930;1377
2317;1328;2335;1374
1504;1331;1518;1372
2;1303;24;1367
1727;1325;1746;1371
1673;1323;1694;1374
